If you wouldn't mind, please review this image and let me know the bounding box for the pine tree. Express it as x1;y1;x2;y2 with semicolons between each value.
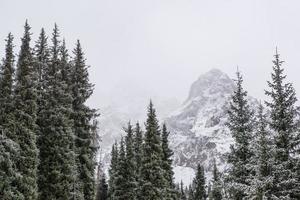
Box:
108;142;119;200
13;20;39;200
161;123;177;200
96;162;108;200
124;122;137;199
265;49;300;199
246;104;274;199
179;181;187;200
211;160;222;200
134;122;143;199
193;164;206;200
114;138;127;200
140;101;166;200
0;33;23;199
71;40;97;200
226;70;254;200
37;24;77;200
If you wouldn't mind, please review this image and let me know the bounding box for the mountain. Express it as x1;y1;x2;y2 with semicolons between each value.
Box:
166;69;258;185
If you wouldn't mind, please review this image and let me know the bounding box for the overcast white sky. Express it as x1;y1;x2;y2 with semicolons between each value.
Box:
1;0;300;109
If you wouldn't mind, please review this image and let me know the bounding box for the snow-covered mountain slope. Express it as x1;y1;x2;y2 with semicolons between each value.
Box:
166;68;258;185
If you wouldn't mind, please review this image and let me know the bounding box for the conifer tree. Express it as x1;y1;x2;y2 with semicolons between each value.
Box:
14;20;39;200
265;49;299;199
247;104;274;199
134;122;143;199
96;162;108;200
71;40;97;200
161;123;177;200
179;181;187;200
192;164;206;200
114;138;127;200
140;101;166;200
226;70;254;200
124;122;137;199
0;33;23;199
108;142;119;200
211;160;222;200
37;24;77;200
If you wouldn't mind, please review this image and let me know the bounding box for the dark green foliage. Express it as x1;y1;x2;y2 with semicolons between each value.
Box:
192;164;206;200
72;40;97;200
13;21;39;200
161;123;177;200
140;102;166;200
179;181;187;200
134;122;143;199
108;142;118;200
124;122;137;199
113;138;127;200
211;160;222;200
226;70;254;200
0;33;23;199
37;24;77;200
96;163;108;200
265;49;300;199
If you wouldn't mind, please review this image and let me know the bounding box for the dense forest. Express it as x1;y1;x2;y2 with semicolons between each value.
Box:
0;22;300;200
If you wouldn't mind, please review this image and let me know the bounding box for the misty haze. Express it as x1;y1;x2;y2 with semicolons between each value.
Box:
1;0;300;200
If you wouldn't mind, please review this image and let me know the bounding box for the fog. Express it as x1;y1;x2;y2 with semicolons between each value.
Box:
1;0;300;110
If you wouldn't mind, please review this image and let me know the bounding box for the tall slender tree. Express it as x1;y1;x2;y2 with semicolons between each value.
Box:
71;40;97;200
134;122;143;199
114;138;127;200
265;49;300;199
124;122;137;199
14;20;38;200
108;142;119;200
140;101;166;200
37;24;77;200
226;70;254;200
0;33;23;199
192;164;206;200
211;160;222;200
161;123;177;200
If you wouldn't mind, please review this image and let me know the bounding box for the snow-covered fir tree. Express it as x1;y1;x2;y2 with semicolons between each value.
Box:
161;123;178;200
140;101;166;200
226;70;254;200
134;122;143;200
0;33;23;199
124;122;137;199
211;160;222;200
37;24;78;200
71;40;98;200
108;142;118;200
96;162;108;200
189;164;206;200
265;49;300;199
13;21;39;200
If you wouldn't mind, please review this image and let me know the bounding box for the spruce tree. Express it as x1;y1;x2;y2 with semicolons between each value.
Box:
179;181;187;200
71;40;97;200
265;49;299;199
226;70;254;200
14;20;39;200
140;101;166;200
96;162;108;200
211;160;222;200
114;138;127;200
161;123;177;200
124;122;137;199
247;104;274;200
108;142;119;200
37;24;77;200
192;164;206;200
0;33;23;199
134;122;143;199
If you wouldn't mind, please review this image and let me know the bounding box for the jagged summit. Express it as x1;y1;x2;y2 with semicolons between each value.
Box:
186;68;235;103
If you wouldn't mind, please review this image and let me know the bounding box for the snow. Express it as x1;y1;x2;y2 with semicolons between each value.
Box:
173;166;195;186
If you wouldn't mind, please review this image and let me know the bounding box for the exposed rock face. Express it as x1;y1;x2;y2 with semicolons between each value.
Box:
167;69;236;176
